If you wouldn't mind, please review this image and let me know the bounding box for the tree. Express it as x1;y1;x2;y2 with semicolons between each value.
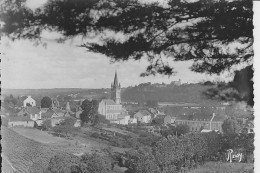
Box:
41;96;52;108
46;152;115;173
222;118;243;135
53;117;77;136
146;100;158;107
80;99;99;126
42;119;52;131
0;0;253;105
161;124;189;137
125;147;160;173
79;152;114;173
46;152;81;173
4;94;18;106
11;97;18;106
0;0;253;75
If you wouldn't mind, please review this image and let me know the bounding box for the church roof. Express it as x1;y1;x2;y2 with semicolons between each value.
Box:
107;110;122;113
102;99;118;105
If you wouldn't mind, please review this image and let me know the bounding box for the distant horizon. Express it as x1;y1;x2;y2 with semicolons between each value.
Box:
1;80;211;90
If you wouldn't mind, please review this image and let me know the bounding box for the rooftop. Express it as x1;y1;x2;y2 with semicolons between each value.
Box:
101;99;119;105
9;116;33;122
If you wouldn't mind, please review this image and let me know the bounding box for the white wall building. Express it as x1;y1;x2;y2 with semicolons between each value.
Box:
23;96;36;107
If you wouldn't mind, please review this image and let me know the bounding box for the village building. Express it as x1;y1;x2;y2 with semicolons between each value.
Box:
134;110;152;123
23;96;36;107
8;116;35;128
98;71;130;125
110;114;130;125
17;107;42;121
51;98;60;108
164;115;176;125
76;110;83;119
128;117;138;124
98;99;122;120
74;119;81;127
174;112;227;133
170;79;182;86
41;108;71;126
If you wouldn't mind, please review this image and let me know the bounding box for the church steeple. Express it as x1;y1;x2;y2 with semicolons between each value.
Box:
113;71;119;87
111;71;121;104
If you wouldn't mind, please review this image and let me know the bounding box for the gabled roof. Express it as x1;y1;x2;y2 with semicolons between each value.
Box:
42;110;55;118
18;107;40;115
176;112;226;122
53;108;65;114
23;96;36;102
26;107;40;114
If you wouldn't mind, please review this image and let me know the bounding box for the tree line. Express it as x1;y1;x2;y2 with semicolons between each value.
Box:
44;132;254;173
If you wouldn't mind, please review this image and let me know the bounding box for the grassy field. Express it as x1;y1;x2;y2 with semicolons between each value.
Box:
12;127;66;144
1;127;105;172
2;154;16;173
2;126;130;172
188;161;254;173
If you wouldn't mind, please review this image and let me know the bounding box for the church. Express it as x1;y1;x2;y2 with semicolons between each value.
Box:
98;71;130;124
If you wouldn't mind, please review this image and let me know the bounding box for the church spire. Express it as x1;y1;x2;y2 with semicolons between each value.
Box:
113;70;119;87
111;70;121;104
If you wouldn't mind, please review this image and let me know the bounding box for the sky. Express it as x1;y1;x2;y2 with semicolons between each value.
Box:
0;0;254;89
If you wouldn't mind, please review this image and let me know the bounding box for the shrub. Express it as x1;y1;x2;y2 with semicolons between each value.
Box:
91;132;100;138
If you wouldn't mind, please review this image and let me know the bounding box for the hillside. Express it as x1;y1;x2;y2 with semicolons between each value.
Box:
2;83;221;106
121;83;220;105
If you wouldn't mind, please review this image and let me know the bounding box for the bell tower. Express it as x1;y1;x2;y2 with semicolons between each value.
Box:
111;71;121;104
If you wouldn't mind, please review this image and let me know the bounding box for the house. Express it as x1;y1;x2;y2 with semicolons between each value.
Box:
76;110;83;119
110;114;130;125
129;117;138;124
74;119;81;127
246;120;254;134
164;115;176;125
148;108;158;118
52;108;66;117
175;111;227;133
23;96;36;107
64;111;72;117
41;109;56;119
51;117;66;127
17;107;42;121
41;108;73;127
170;79;181;86
40;108;49;113
134;110;152;123
8;116;35;127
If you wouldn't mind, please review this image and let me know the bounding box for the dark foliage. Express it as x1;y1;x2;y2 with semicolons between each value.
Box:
146;100;158;107
221;118;243;135
46;152;114;173
80;99;99;126
203;65;254;106
0;0;253;76
52;117;77;136
0;0;254;106
161;124;190;137
41;96;52;108
4;94;20;106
